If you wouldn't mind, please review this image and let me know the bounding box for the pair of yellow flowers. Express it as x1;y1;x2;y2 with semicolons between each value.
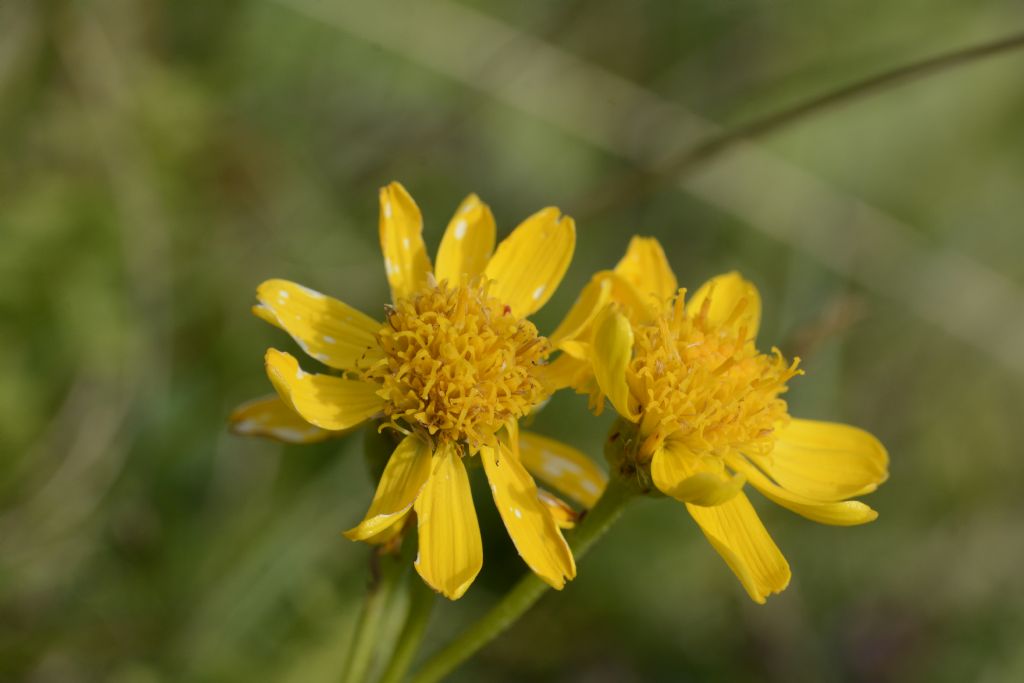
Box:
230;182;888;604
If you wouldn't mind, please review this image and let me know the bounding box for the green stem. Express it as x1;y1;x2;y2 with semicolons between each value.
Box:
377;572;436;683
341;550;404;683
408;476;637;683
575;29;1024;220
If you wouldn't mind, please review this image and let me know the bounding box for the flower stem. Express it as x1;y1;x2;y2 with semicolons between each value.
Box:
377;571;436;683
408;475;637;683
341;549;404;683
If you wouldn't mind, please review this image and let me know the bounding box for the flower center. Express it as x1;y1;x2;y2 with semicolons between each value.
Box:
363;279;548;448
630;292;801;460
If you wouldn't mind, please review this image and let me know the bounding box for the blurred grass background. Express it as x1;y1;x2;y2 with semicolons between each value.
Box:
3;0;1024;681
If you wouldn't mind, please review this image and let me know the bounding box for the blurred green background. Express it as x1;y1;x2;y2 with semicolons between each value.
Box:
3;1;1024;681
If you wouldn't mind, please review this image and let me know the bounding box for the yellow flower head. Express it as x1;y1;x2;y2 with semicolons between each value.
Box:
230;182;608;599
557;236;889;603
365;277;548;448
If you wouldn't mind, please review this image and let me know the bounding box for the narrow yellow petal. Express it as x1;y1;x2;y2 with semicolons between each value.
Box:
518;431;607;508
228;394;337;444
434;193;496;284
254;279;383;370
592;306;639;421
548;273;612;349
613;236;678;303
537;489;580;529
483;207;575;317
651;443;745;507
482;443;576;589
727;453;879;526
534;353;591;393
362;511;411;546
379;181;432;301
607;270;662;324
749;419;889;502
414;444;483;600
345;434;432;541
685;271;762;341
265;349;384;431
687;493;791;604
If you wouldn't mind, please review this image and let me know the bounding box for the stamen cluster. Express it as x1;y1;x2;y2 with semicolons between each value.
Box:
630;293;801;460
364;279;548;448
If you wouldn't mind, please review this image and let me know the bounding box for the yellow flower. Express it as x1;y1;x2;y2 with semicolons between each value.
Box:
555;237;889;603
229;182;607;599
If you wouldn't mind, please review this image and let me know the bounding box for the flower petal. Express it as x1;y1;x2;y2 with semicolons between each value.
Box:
380;181;432;301
254;279;383;370
362;512;411;546
534;353;591;393
265;349;384;431
228;394;337;444
549;273;612;349
751;419;889;502
686;271;762;341
537;489;580;529
651;442;745;507
345;434;432;541
613;236;678;304
518;431;607;508
726;454;879;526
434;193;496;284
483;207;575;317
592;306;639;421
482;442;576;589
686;493;791;604
414;443;483;600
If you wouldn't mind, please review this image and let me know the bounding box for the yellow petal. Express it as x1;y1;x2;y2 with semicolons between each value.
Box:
686;271;762;341
363;511;411;546
537;489;580;529
726;454;879;526
414;444;483;600
380;181;432;301
483;207;575;317
613;236;678;303
606;270;662;324
518;431;607;508
548;273;612;349
481;442;576;589
557;340;591;361
687;493;791;604
265;349;384;431
651;443;745;507
434;193;496;284
534;353;591;393
228;395;337;444
254;279;383;370
751;419;889;502
345;434;432;541
592;306;639;421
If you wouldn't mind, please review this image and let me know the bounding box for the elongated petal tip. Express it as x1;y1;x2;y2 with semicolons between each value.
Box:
484;206;575;317
592;306;640;421
228;394;337;444
414;445;483;600
265;349;385;431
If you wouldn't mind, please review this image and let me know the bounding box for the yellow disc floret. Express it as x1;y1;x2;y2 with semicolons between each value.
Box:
630;291;801;461
361;279;549;448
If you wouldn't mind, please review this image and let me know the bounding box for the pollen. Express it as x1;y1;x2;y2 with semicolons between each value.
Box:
361;279;549;448
630;290;801;461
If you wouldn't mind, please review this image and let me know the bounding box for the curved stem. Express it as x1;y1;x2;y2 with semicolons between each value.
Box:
341;550;404;683
377;573;436;683
408;476;637;683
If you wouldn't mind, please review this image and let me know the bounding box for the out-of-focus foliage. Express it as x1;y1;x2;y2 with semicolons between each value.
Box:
2;1;1024;681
